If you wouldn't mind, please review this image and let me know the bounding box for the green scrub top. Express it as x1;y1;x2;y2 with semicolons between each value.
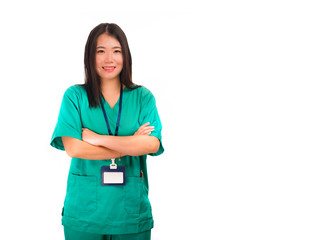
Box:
50;85;164;235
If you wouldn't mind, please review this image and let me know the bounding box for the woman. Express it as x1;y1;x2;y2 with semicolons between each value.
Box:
50;23;164;240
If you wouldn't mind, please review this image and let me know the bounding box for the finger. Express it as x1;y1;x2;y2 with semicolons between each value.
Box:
141;122;150;127
134;130;141;136
141;129;154;135
139;126;154;131
134;128;152;136
136;127;153;135
134;123;153;135
134;129;143;135
139;127;154;133
136;124;151;133
142;127;154;132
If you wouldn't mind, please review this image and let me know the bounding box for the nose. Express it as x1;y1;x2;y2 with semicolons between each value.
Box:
104;51;113;63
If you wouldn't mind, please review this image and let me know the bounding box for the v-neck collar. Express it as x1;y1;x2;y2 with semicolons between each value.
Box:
100;85;126;111
99;84;124;136
101;95;120;111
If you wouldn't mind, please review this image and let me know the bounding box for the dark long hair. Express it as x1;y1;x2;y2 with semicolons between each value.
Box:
83;23;140;108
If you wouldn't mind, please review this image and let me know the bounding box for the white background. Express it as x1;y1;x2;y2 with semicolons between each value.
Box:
1;0;320;239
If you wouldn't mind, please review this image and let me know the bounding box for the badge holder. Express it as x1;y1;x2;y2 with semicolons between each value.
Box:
101;159;126;186
100;85;125;186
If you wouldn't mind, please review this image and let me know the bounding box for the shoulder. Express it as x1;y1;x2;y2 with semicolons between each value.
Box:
63;85;86;99
140;86;154;97
128;85;155;99
133;86;157;108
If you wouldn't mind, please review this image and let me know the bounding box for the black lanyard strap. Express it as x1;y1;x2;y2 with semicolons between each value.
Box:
99;84;123;136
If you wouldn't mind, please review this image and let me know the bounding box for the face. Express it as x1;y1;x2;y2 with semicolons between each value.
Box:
95;33;123;82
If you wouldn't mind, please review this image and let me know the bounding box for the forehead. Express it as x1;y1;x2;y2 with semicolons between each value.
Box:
96;33;121;48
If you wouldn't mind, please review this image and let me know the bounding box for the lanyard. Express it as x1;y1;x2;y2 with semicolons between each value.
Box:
99;84;123;136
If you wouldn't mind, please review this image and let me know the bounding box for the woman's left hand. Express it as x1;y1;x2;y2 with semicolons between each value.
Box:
82;128;102;146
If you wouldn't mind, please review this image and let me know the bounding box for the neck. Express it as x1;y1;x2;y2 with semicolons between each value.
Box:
100;78;121;94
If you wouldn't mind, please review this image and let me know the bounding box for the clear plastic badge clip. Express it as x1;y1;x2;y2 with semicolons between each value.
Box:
110;158;117;169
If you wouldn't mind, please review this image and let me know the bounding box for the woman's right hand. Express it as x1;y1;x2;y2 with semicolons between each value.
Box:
134;122;155;136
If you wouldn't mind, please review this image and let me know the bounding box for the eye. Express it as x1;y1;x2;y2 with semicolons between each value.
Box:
96;50;104;54
114;50;122;53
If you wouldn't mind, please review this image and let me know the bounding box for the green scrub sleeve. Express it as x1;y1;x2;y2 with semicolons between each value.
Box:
139;88;164;156
50;86;83;151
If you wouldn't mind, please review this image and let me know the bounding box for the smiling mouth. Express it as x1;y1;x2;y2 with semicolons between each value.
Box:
102;66;116;72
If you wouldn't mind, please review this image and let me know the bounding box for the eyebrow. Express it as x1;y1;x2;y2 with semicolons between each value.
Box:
96;46;121;49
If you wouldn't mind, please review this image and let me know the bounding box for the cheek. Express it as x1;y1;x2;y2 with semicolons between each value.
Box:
116;55;124;66
95;56;103;74
95;55;102;65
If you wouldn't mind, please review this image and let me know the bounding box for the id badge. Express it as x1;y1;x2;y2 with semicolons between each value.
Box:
101;166;126;186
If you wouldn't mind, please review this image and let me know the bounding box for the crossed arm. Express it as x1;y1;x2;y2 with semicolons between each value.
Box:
62;123;160;160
